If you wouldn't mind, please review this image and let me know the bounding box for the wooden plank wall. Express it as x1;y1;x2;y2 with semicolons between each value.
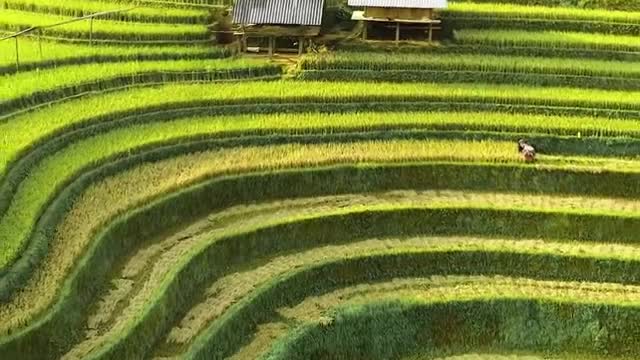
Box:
364;7;434;21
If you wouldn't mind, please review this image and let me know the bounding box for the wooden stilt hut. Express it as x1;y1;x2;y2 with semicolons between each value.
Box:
348;0;448;43
233;0;325;56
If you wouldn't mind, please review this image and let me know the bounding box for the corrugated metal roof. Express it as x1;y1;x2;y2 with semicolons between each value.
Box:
348;0;448;9
233;0;326;26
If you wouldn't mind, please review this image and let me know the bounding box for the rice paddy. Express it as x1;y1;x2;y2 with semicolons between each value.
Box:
2;0;640;359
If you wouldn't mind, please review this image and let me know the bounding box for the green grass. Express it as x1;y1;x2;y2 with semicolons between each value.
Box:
38;200;640;358
156;232;640;355
0;58;275;109
6;108;640;315
454;29;640;52
180;237;640;359
0;138;518;279
115;0;232;6
0;9;208;42
447;2;640;24
80;233;640;358
0;139;522;335
3;2;640;356
1;0;208;23
9;134;640;338
10;158;640;358
3;80;640;178
0;36;223;73
262;280;640;359
300;51;640;79
448;0;639;12
425;354;603;360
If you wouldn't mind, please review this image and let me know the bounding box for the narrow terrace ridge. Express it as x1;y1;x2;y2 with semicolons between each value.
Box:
1;0;209;24
0;9;209;43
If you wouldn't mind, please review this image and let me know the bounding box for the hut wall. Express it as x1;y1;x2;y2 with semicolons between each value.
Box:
364;7;434;20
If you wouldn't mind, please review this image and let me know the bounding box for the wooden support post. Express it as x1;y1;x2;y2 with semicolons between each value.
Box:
362;21;367;40
395;22;400;44
428;23;433;42
298;36;304;55
89;17;94;46
240;26;247;53
38;29;43;60
268;36;274;58
14;37;19;72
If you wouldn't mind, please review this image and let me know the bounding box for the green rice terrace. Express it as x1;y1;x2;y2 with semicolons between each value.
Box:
1;0;640;358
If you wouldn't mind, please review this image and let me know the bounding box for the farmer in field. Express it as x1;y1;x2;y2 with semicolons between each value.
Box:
518;139;536;163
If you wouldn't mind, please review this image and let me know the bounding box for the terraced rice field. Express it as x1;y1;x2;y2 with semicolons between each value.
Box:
2;0;640;358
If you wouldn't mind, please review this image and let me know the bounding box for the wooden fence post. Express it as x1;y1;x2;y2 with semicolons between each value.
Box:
14;37;19;72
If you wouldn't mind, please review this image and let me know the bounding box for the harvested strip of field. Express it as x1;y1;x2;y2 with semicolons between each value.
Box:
286;276;640;318
454;29;640;52
3;80;639;175
300;52;640;79
0;9;208;41
446;2;640;24
0;58;277;110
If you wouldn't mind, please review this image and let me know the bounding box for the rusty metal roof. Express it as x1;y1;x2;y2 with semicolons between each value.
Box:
233;0;326;26
348;0;448;9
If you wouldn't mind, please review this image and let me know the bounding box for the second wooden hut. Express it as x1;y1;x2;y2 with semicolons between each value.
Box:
349;0;448;42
